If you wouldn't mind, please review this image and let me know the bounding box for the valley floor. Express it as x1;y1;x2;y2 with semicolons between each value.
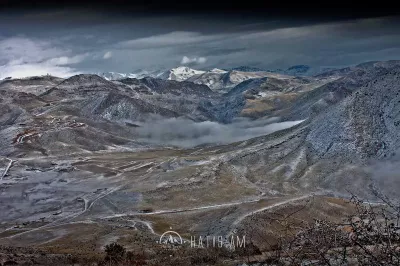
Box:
0;143;363;265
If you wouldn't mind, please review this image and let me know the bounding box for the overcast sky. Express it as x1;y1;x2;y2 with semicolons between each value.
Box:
0;8;400;79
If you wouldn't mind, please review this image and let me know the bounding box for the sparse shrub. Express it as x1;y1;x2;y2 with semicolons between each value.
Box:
189;248;218;265
104;242;126;264
126;251;147;266
3;261;18;266
255;194;400;265
234;241;261;257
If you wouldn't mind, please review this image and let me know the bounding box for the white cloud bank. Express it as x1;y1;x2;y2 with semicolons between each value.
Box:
0;63;80;79
180;56;207;65
0;37;83;79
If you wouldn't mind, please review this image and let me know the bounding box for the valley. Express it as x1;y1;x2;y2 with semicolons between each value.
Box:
0;61;400;264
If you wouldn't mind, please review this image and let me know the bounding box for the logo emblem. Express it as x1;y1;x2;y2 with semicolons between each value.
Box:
159;231;183;245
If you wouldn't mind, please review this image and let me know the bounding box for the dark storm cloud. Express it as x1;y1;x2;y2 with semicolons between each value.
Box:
0;6;399;78
3;0;399;19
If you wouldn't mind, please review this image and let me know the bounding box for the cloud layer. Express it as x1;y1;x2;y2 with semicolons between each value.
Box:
0;37;83;79
1;14;399;76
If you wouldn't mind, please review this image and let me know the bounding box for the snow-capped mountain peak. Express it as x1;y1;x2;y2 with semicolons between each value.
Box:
98;69;164;80
99;72;136;80
209;68;227;73
160;66;206;81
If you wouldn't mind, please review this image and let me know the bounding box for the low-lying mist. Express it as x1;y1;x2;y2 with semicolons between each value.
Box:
367;150;400;201
132;116;305;148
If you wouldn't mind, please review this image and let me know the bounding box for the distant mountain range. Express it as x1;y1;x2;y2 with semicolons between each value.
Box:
98;65;331;93
225;66;266;72
98;69;165;80
98;65;339;88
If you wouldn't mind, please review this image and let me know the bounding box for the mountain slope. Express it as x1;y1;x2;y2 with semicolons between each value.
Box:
99;69;164;80
139;77;214;97
284;61;400;120
2;60;400;260
188;70;287;92
219;62;400;200
0;75;64;95
307;66;400;160
81;92;180;122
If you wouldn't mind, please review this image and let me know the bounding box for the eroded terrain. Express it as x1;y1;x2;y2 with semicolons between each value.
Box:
1;61;400;264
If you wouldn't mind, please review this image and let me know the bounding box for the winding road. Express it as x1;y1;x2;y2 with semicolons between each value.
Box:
4;185;122;239
1;158;14;180
3;185;313;241
100;194;315;237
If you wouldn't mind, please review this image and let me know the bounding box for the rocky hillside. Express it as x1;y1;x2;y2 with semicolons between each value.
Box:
284;60;400;121
1;61;399;194
307;65;400;161
218;61;400;200
0;75;64;95
187;70;283;92
1;61;400;263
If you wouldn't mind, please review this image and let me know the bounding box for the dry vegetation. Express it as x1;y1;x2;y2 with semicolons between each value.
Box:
241;195;400;265
2;196;400;265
